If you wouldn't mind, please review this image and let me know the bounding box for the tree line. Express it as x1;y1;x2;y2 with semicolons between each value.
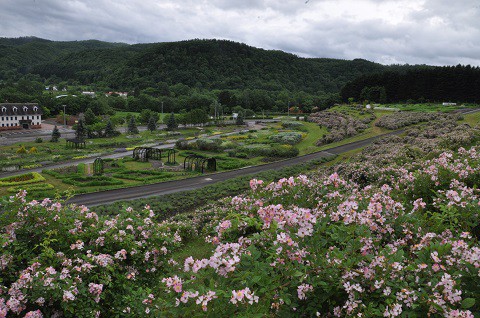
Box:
341;65;480;103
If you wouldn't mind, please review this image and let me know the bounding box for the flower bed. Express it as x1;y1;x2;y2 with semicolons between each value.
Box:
269;132;303;145
375;112;451;130
309;111;371;145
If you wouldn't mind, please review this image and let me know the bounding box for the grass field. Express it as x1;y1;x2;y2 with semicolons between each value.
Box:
462;111;480;127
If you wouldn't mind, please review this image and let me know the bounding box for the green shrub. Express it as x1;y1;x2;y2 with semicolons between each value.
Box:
269;132;303;145
216;158;251;170
196;138;222;151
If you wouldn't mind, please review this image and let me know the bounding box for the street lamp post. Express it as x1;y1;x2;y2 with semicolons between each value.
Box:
161;101;164;123
63;105;66;128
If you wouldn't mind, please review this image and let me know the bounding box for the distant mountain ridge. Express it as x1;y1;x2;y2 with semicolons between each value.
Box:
0;37;387;94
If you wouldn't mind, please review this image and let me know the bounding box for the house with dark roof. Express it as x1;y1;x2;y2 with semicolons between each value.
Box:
0;103;43;131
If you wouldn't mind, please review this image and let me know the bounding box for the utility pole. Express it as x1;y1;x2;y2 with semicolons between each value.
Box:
63;104;66;128
288;101;290;118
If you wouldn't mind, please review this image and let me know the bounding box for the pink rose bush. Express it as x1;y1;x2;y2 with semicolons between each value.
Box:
0;198;192;317
158;147;479;316
309;110;373;145
0;115;478;316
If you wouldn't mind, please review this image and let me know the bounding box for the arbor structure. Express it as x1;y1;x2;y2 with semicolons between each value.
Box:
50;125;61;142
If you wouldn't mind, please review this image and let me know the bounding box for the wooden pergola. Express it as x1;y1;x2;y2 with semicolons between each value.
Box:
66;138;86;149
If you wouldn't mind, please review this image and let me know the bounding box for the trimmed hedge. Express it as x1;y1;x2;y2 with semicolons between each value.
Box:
0;172;45;187
61;176;124;187
112;170;179;181
8;183;55;193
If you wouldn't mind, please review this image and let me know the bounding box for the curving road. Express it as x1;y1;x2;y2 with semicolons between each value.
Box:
67;130;404;207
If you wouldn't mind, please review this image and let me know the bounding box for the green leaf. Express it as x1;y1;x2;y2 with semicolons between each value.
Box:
293;271;303;277
461;298;475;309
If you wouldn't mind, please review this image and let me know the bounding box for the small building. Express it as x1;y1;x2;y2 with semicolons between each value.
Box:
105;91;128;98
0;103;43;131
82;91;96;97
442;102;457;106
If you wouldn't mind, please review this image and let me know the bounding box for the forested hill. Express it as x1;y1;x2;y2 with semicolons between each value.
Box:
0;36;127;76
0;37;386;94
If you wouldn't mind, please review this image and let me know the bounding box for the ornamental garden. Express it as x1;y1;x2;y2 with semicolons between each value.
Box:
0;105;479;317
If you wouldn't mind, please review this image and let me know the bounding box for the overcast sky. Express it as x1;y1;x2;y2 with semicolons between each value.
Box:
1;0;479;66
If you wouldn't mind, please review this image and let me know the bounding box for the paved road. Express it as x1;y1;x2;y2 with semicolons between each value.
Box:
67;130;404;207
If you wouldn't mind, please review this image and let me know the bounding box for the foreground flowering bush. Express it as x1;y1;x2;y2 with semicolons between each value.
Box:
0;196;195;317
1;146;479;316
159;148;479;317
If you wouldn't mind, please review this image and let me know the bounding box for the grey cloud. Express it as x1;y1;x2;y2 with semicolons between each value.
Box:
0;0;479;66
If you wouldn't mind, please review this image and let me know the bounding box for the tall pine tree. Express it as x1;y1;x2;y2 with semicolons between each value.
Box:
50;125;61;142
128;116;139;134
104;120;116;137
147;116;157;132
75;119;86;140
166;112;178;131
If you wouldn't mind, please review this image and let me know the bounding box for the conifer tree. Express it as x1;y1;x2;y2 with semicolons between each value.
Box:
166;112;178;131
51;125;61;142
128;116;139;134
104;120;116;137
236;113;244;125
147;116;157;132
75;119;86;140
84;108;97;125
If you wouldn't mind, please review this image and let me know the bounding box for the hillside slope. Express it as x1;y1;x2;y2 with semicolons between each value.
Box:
1;37;386;94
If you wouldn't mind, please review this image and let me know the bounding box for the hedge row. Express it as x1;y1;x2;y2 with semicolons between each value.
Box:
0;172;45;187
112;170;178;181
62;176;124;187
7;183;55;193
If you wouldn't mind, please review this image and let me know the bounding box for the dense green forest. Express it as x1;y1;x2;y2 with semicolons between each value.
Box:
0;37;385;95
341;65;480;103
1;37;477;116
0;37;392;115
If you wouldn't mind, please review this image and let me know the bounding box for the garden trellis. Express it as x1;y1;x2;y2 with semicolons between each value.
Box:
183;154;216;173
93;157;104;175
66;138;86;149
133;147;176;163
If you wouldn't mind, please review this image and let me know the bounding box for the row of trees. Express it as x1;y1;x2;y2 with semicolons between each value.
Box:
0;76;340;119
341;65;480;103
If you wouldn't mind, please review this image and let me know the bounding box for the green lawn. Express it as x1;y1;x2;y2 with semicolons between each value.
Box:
462;111;480;127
